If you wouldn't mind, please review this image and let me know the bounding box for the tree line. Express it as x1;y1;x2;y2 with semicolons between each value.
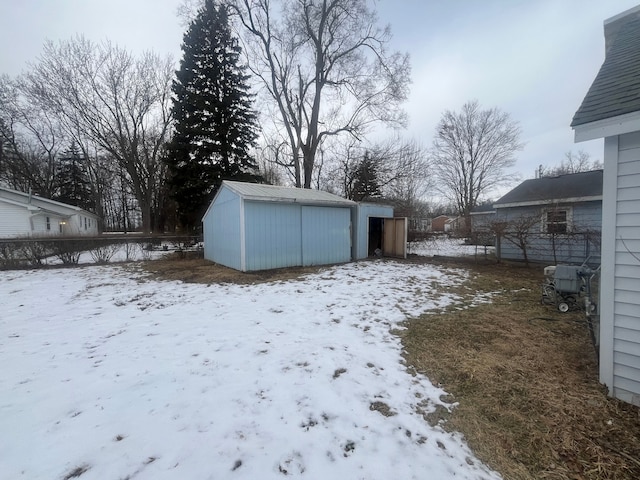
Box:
1;0;530;234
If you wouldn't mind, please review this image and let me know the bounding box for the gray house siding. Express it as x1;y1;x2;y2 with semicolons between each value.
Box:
600;132;640;405
470;211;495;232
495;201;602;265
244;202;302;271
203;186;242;271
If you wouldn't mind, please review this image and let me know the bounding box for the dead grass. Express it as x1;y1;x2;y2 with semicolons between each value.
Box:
402;259;640;480
136;251;326;285
138;253;640;479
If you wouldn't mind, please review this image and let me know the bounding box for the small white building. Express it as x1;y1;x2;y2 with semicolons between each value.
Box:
572;6;640;406
0;186;99;238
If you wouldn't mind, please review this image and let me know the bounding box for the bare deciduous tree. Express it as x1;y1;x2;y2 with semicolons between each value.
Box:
375;139;431;213
491;213;541;266
537;150;602;178
230;0;410;188
0;74;62;196
319;137;431;222
24;37;174;232
432;100;523;219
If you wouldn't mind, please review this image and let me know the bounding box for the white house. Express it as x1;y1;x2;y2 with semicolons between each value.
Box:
0;186;99;238
571;5;640;406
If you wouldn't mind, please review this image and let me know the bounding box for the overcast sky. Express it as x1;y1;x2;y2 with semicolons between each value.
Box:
1;0;638;192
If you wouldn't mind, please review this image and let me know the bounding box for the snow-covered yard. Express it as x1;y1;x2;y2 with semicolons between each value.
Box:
409;237;495;258
1;259;500;479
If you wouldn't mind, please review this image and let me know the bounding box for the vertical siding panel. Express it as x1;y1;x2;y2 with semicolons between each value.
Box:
244;202;301;271
301;206;351;266
203;186;242;270
611;133;640;405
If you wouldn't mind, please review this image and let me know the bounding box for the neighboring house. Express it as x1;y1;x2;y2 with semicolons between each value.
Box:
202;181;406;272
470;204;497;245
492;170;602;264
431;215;451;232
571;5;640;406
0;187;99;238
470;204;496;233
444;216;468;234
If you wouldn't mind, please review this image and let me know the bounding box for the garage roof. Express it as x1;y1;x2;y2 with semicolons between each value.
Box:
223;181;356;206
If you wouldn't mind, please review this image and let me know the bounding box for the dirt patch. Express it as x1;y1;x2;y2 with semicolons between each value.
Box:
402;260;640;480
136;252;326;285
369;400;396;417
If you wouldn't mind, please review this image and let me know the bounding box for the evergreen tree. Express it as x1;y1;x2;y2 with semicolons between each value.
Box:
54;142;95;211
167;0;259;231
351;152;382;202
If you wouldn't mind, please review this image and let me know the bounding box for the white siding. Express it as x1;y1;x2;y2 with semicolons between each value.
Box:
1;194;99;238
601;132;640;406
0;202;32;237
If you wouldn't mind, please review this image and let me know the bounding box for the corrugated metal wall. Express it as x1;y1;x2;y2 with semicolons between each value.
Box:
301;206;351;266
353;204;394;260
243;202;352;270
244;202;302;271
204;186;373;271
203;186;242;270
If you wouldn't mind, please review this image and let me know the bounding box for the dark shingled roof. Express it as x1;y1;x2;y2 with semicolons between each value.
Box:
494;170;603;206
471;203;496;214
571;10;640;126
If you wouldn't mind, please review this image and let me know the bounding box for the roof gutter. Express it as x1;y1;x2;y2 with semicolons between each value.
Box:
494;195;602;209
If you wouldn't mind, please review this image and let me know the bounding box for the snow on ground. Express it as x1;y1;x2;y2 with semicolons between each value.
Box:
46;241;185;265
0;260;500;480
409;237;495;258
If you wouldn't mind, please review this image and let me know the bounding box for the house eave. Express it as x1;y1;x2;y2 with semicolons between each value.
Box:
573;110;640;142
494;195;602;209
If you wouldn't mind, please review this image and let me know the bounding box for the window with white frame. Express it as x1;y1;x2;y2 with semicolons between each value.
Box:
46;217;50;231
543;207;572;234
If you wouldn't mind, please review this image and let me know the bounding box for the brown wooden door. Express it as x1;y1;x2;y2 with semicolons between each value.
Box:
382;218;407;258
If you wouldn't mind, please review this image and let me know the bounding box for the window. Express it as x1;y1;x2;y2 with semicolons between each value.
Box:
544;208;571;234
46;217;50;231
84;217;87;230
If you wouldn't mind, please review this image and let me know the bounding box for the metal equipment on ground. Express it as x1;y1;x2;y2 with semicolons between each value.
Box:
541;260;600;313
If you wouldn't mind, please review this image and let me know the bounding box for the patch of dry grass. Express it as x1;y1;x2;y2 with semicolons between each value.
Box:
136;251;325;285
402;260;640;480
138;253;640;479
